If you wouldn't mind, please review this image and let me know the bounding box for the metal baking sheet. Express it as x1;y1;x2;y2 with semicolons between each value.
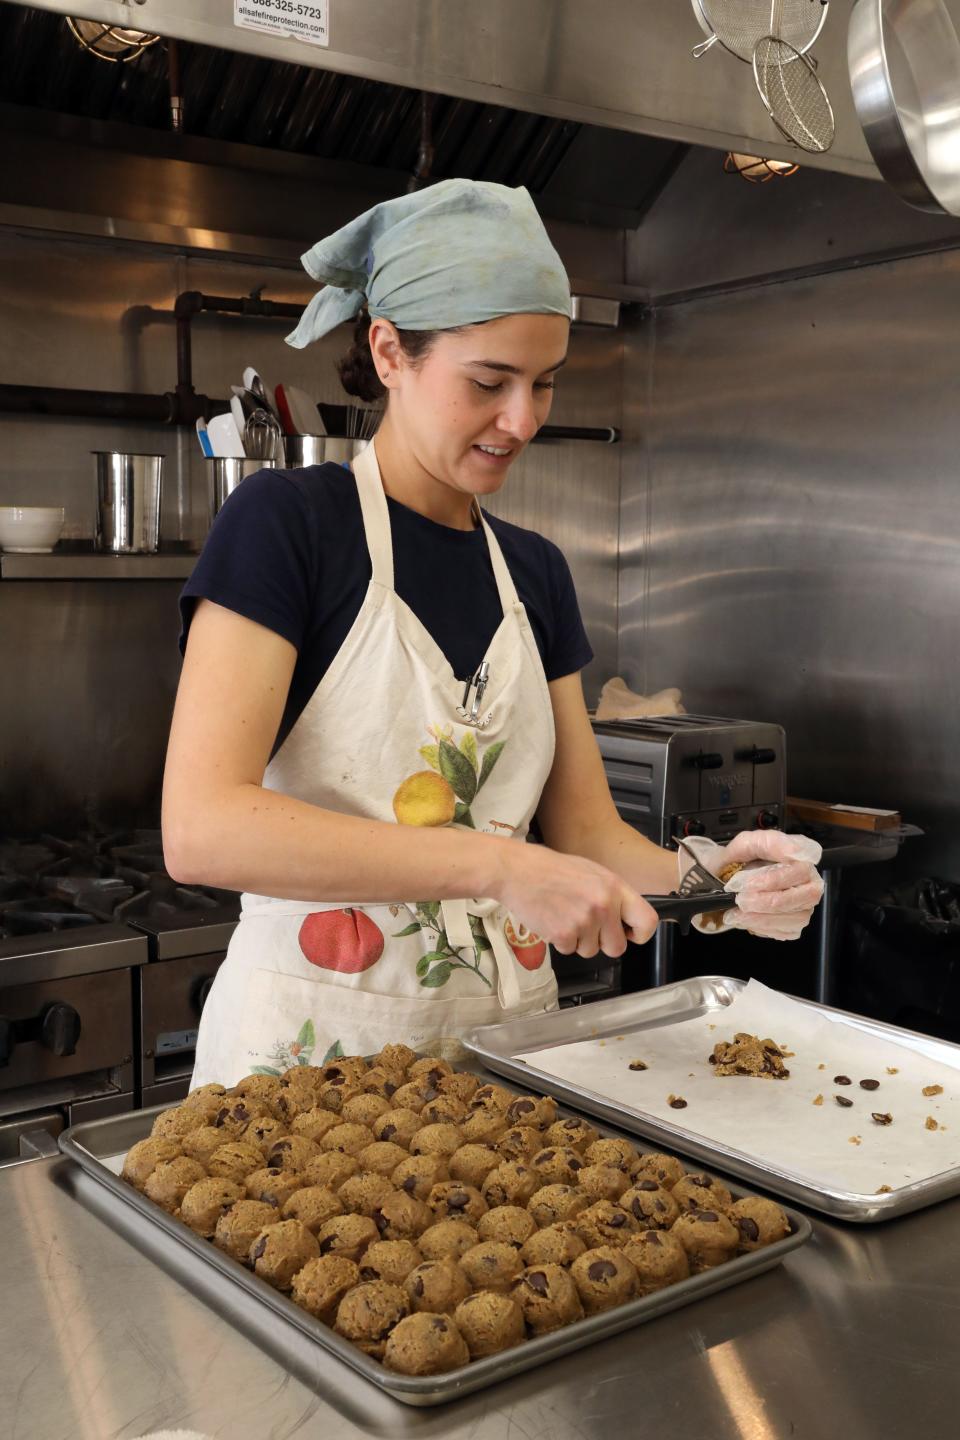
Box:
464;976;960;1224
59;1100;810;1407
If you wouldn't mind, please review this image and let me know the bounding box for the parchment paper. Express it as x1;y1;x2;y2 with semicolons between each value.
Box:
515;981;960;1195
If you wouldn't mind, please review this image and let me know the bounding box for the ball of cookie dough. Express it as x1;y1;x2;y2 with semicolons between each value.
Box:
208;1141;265;1183
334;1280;410;1357
504;1095;557;1131
122;1136;182;1190
244;1167;303;1210
672;1210;739;1272
316;1213;380;1262
672;1173;733;1215
177;1092;224;1126
390;1081;434;1114
427;1181;488;1225
152;1105;205;1142
481;1162;539;1209
180;1177;245;1237
212;1097;269;1139
321;1056;369;1085
383;1312;470;1375
495;1125;543;1163
301;1152;359;1192
391;1153;450;1201
438;1071;481;1103
267;1135;322;1173
232;1073;282;1106
184;1081;228;1108
244;1114;290;1157
410;1123;463;1160
181;1125;225;1168
528;1184;590;1229
373;1108;423;1148
274;1079;324;1123
357;1141;409;1179
623;1229;691;1293
144;1156;207;1214
460;1241;524;1294
291;1255;360;1323
520;1223;587;1269
322;1122;376;1157
250;1218;320;1289
577;1164;632;1203
477;1205;538;1249
530;1146;584;1187
418;1220;480;1263
373;1190;433;1241
544;1117;600;1152
460;1110;509;1146
213;1199;277;1264
290;1108;341;1145
375;1042;417;1075
406;1259;471;1315
728;1197;790;1251
280;1063;324;1094
454;1292;525;1359
421;1095;468;1126
632;1152;686;1190
338;1171;397;1218
511;1264;584;1334
469;1082;515;1114
408;1056;453;1084
359;1065;405;1100
574;1200;639;1250
281;1185;344;1234
315;1078;361;1116
571;1246;639;1314
449;1144;500;1188
619;1181;681;1231
359;1239;424;1286
584;1137;638;1172
341;1093;394;1127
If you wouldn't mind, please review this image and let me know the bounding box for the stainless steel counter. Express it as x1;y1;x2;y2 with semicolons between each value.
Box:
2;1151;959;1439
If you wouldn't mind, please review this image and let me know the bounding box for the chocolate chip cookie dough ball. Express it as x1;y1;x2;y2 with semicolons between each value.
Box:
177;1092;225;1126
673;1173;733;1215
460;1110;509;1146
214;1199;277;1264
421;1095;468;1126
545;1117;600;1152
152;1105;205;1142
180;1177;245;1237
316;1078;361;1116
528;1185;590;1229
577;1164;632;1203
184;1081;228;1108
632;1152;686;1190
342;1093;394;1127
530;1146;584;1188
427;1182;488;1225
212;1097;269;1139
232;1073;282;1106
281;1064;325;1096
574;1200;639;1250
360;1066;405;1101
302;1151;359;1191
208;1141;265;1183
449;1144;500;1188
619;1181;681;1231
321;1056;369;1085
623;1230;690;1293
290;1108;342;1145
281;1185;344;1234
373;1108;423;1148
317;1213;380;1262
419;1220;480;1263
181;1125;226;1168
144;1156;207;1214
375;1042;417;1075
438;1071;481;1104
383;1312;470;1375
250;1219;320;1289
335;1281;410;1358
244;1167;303;1210
511;1264;584;1334
267;1135;322;1173
408;1057;453;1084
122;1136;182;1190
504;1095;557;1131
469;1082;515;1115
276;1079;326;1125
496;1126;543;1163
672;1210;739;1272
571;1247;639;1314
477;1205;537;1250
460;1241;524;1294
359;1239;424;1286
291;1255;360;1323
406;1259;471;1315
410;1123;463;1160
245;1114;290;1157
584;1137;638;1172
374;1190;433;1241
454;1292;526;1359
357;1141;409;1179
338;1172;397;1218
728;1197;790;1251
322;1122;376;1157
520;1223;587;1269
390;1080;434;1114
481;1162;539;1209
391;1153;449;1201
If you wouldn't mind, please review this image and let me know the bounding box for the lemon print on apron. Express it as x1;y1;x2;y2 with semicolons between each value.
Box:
392;722;506;831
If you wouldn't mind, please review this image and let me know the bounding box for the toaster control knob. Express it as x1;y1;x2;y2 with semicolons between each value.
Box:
693;752;724;770
41;1003;82;1058
757;810;780;830
683;819;706;837
751;747;778;765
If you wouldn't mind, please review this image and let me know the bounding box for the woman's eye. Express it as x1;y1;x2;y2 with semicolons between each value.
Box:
472;380;503;394
534;381;556;391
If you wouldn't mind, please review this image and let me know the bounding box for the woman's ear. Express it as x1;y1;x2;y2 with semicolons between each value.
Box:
368;318;403;390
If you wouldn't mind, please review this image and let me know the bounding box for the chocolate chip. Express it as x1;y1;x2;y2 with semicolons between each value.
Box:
628;1061;648;1072
431;1317;448;1332
872;1112;893;1126
562;1119;580;1130
413;1276;424;1296
860;1079;880;1091
644;1232;663;1248
608;1212;627;1228
654;1200;666;1213
447;1191;469;1211
636;1180;659;1192
525;1270;549;1295
834;1075;852;1086
359;1266;377;1280
400;1176;416;1195
707;1054;717;1063
319;1236;336;1254
587;1259;618;1281
669;1097;688;1109
834;1095;854;1108
697;1210;719;1223
384;1080;398;1097
691;1176;710;1188
251;1237;267;1260
422;1086;440;1103
381;1124;397;1141
737;1217;760;1242
535;1150;556;1164
374;1209;388;1233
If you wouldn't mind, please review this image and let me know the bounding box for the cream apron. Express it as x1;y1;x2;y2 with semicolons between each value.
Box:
191;439;558;1086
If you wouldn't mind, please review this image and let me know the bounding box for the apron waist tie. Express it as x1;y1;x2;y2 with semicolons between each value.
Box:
440;897;522;1011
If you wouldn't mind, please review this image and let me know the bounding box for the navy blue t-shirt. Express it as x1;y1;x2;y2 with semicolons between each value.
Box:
179;463;593;751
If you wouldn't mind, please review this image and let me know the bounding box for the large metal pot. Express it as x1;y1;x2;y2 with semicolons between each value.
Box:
283;435;326;467
208;457;277;520
93;452;164;553
848;0;960;216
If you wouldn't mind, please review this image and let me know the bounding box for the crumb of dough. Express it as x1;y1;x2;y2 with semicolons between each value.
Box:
598;1040;606;1047
628;1061;648;1072
886;1067;899;1075
923;1085;943;1098
716;861;745;884
876;1185;893;1194
709;1032;790;1080
871;1113;893;1126
812;1094;824;1106
849;1137;861;1146
616;1035;625;1041
667;1095;688;1110
707;1024;716;1031
925;1116;940;1131
780;1045;795;1058
817;1064;825;1071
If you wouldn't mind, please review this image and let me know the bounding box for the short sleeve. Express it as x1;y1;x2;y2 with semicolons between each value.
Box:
179;469;316;655
543;540;594;680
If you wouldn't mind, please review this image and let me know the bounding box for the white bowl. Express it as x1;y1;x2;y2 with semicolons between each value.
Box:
0;506;66;553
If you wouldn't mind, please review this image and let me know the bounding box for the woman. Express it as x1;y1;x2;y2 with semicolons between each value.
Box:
163;180;823;1085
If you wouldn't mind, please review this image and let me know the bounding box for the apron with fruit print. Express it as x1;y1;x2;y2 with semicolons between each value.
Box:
191;438;559;1087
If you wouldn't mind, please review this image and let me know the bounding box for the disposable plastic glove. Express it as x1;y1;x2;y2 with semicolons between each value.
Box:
678;831;824;941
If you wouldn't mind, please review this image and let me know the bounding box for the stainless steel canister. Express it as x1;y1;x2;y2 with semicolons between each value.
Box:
323;438;367;465
93;452;164;554
208;457;277;520
283;435;326;467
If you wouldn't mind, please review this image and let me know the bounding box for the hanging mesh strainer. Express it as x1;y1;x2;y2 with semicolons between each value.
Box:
752;35;836;152
692;0;828;63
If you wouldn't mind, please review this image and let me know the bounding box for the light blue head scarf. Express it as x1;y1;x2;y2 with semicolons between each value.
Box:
285;179;571;348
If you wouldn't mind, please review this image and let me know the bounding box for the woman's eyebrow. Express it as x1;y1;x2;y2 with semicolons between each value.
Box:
465;357;568;375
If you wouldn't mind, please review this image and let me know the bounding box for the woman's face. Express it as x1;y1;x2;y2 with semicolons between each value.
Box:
375;312;569;500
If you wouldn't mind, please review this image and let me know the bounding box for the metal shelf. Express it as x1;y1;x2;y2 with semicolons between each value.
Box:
0;551;198;580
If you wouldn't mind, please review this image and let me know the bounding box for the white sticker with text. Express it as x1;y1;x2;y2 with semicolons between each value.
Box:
234;0;329;48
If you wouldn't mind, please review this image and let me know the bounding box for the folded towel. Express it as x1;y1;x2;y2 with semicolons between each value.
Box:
594;677;685;721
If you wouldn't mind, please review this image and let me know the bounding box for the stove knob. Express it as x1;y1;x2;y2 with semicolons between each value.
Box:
756;810;780;830
41;1003;82;1058
683;819;707;837
0;1016;14;1069
693;753;724;770
193;976;215;1014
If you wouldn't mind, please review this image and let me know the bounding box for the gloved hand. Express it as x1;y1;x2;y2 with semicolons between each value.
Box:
678;831;824;941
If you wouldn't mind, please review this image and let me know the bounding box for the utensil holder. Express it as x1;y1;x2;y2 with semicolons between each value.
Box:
283;436;326;467
93;452;164;554
208;457;277;521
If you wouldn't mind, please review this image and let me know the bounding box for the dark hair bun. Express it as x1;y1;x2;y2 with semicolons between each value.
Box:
337;312;385;403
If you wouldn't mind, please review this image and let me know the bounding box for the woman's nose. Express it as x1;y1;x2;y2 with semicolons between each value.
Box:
497;391;540;443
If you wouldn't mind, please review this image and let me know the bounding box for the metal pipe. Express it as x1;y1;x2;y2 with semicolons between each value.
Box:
0;383;175;423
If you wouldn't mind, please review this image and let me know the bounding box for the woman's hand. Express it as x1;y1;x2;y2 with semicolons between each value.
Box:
493;842;660;959
681;831;824;941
